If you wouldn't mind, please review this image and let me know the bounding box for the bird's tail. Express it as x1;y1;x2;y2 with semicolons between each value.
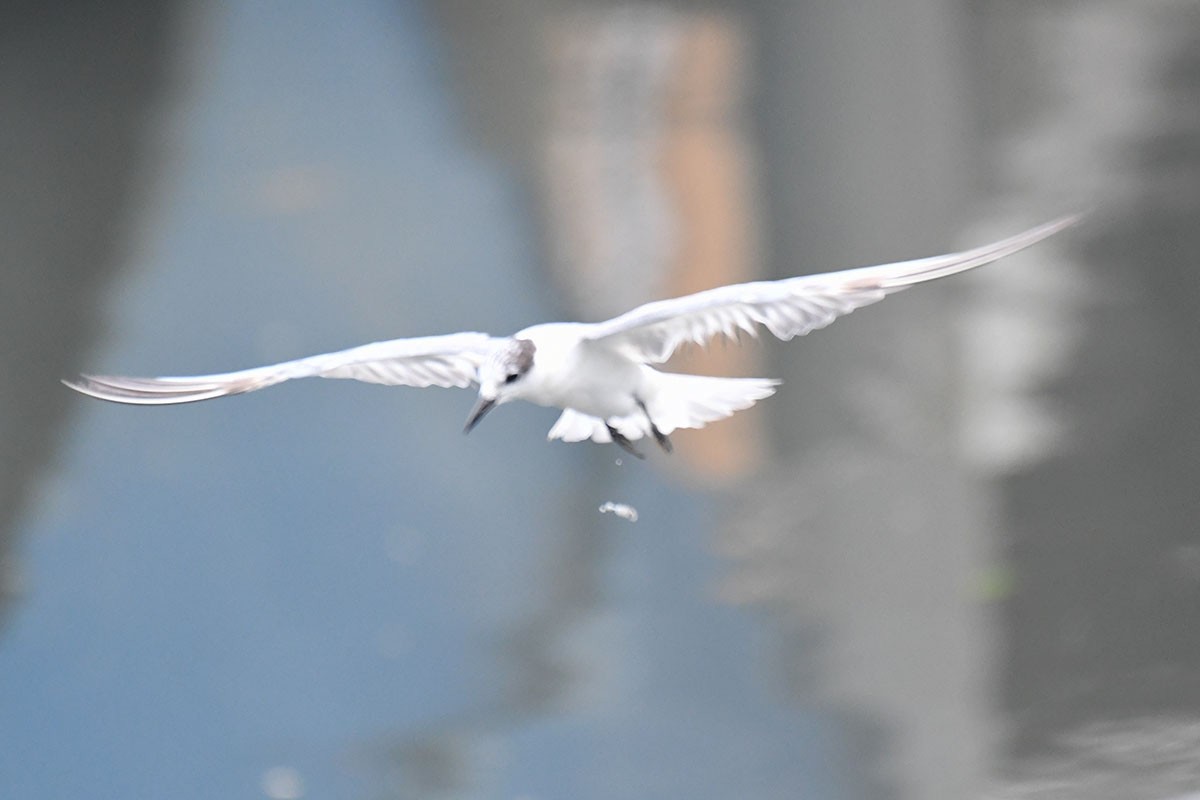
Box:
547;373;780;444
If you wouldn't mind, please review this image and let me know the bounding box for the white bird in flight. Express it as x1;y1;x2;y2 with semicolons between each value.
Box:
66;215;1078;458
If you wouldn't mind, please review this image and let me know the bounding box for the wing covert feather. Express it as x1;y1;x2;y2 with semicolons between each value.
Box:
583;215;1079;363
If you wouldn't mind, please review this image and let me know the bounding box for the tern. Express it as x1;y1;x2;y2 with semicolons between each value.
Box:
65;215;1078;458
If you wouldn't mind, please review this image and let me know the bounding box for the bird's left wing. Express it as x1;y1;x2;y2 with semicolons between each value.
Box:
582;215;1079;364
65;332;500;405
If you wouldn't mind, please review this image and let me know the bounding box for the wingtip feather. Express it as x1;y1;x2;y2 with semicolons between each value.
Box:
63;373;239;405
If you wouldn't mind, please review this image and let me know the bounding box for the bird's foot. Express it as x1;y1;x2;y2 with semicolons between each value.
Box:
635;398;672;454
606;423;645;460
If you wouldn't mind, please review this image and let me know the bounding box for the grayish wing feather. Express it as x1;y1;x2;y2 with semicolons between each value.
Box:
582;215;1080;364
64;332;499;405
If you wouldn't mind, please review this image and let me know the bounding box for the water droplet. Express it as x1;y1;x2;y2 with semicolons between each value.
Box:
598;501;638;522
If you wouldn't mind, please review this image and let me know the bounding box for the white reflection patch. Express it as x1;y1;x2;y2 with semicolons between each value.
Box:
261;766;304;799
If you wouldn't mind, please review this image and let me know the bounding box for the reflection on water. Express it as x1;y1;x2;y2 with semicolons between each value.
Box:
2;2;1199;799
987;717;1200;800
0;0;180;631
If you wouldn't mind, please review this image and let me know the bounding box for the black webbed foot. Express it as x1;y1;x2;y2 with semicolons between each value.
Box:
606;423;645;460
635;398;673;454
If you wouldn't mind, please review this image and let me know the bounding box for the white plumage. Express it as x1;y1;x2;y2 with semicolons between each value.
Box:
67;332;498;404
65;215;1078;456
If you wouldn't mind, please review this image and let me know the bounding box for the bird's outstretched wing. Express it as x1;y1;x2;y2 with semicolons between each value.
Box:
64;332;499;405
582;215;1080;364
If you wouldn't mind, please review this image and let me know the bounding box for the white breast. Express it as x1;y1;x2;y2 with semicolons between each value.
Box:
515;323;643;418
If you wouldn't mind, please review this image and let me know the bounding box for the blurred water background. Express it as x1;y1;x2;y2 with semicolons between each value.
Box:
2;2;1198;798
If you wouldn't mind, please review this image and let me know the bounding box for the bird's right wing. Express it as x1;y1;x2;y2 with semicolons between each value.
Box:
582;215;1079;364
64;332;500;405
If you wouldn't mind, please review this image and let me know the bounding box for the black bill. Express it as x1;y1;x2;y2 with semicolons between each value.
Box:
463;397;496;434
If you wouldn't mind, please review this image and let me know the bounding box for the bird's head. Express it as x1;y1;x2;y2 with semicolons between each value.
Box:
463;337;536;434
